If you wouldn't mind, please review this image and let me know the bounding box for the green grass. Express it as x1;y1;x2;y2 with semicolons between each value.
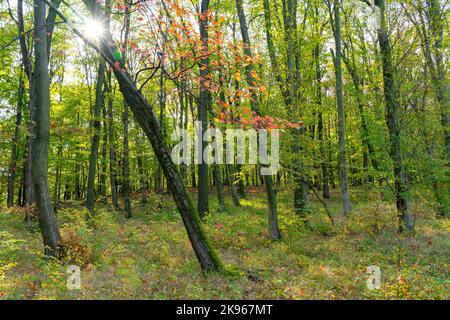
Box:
0;187;448;299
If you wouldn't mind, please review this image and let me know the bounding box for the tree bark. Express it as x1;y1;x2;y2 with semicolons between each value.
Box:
16;0;35;208
156;71;165;193
100;95;108;203
342;47;379;172
236;0;281;239
263;0;309;216
32;0;62;256
374;0;414;231
7;74;24;207
106;73;119;210
425;0;449;161
197;0;211;218
214;164;226;212
227;164;241;206
52;145;62;212
315;45;330;199
331;0;351;215
86;60;105;214
136;147;147;205
60;0;226;272
105;0;119;210
237;164;246;199
121;4;132;219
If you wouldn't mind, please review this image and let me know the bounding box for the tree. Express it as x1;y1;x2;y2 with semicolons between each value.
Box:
329;0;351;215
314;40;330;199
105;0;119;210
121;2;132;219
15;0;35;209
420;0;449;161
32;0;62;256
66;0;226;272
86;59;105;215
197;0;211;218
371;0;414;231
7;72;24;207
262;0;309;217
235;0;281;239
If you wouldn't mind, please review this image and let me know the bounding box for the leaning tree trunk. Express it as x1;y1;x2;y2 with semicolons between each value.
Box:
32;0;62;256
109;64;225;272
60;0;226;272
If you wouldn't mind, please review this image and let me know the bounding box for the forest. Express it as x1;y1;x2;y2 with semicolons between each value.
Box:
0;0;448;300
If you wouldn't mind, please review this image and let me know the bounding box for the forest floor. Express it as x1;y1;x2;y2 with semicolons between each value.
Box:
0;187;448;299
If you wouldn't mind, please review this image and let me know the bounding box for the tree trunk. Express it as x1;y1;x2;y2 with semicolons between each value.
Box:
237;164;246;199
136;147;147;205
375;0;414;231
156;71;165;193
53;145;62;212
66;0;225;272
17;0;35;208
103;0;119;210
86;60;105;214
313;8;323;195
109;69;224;271
314;38;330;199
107;73;119;210
331;0;351;214
100;96;108;203
227;164;241;206
178;81;188;183
7;73;24;207
121;5;132;219
32;0;62;256
342;48;379;172
425;0;449;161
236;0;281;238
214;164;226;212
263;0;308;216
122;100;132;218
197;0;211;218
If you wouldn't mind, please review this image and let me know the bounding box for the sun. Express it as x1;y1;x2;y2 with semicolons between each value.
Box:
84;18;104;40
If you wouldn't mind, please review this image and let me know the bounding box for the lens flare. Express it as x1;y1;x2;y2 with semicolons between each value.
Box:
84;18;104;40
